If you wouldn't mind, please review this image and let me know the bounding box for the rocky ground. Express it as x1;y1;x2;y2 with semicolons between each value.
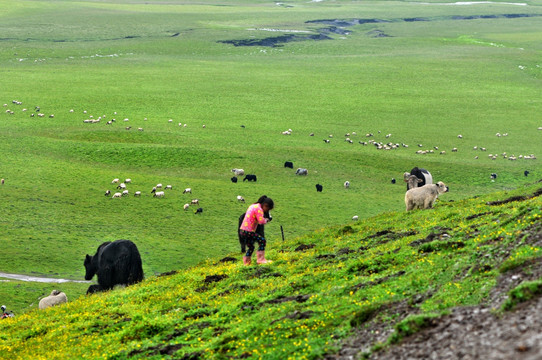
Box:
325;226;542;360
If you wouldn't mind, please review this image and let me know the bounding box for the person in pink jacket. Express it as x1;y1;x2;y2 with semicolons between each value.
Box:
239;195;274;265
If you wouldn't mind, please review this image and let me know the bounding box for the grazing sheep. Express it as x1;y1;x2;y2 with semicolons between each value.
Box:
134;191;141;197
1;178;4;185
404;174;423;190
183;204;190;210
122;190;129;196
231;176;238;183
295;168;308;176
165;185;173;190
232;169;245;176
39;290;68;310
194;207;203;214
524;170;530;177
117;183;126;190
156;183;163;189
151;187;156;194
284;161;294;169
191;199;199;205
112;178;120;184
323;139;330;143
344;181;350;189
125;178;131;184
491;173;498;180
112;192;122;199
104;190;111;196
405;182;449;211
352;215;359;221
315;184;323;192
243;174;257;182
183;188;192;194
237;195;245;203
153;191;165;198
391;178;396;184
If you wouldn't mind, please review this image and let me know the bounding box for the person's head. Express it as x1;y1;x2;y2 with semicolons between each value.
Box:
257;195;274;212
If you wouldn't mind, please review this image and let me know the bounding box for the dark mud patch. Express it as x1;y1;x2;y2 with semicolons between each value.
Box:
203;274;228;284
271;310;315;324
409;229;451;247
295;243;316;252
465;211;492;220
158;270;178;277
367;30;392;38
486;187;542;206
351;270;406;294
263;294;311;305
250;266;282;279
217;256;237;264
218;33;331;48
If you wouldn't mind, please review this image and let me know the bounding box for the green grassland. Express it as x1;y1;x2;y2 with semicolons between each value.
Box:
1;180;541;359
0;0;541;316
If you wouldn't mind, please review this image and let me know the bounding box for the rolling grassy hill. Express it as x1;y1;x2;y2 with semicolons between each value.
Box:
0;181;541;359
0;0;541;321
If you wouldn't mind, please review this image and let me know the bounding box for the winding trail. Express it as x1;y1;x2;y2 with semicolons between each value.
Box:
0;272;91;283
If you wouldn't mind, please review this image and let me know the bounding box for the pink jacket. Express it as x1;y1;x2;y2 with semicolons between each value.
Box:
240;203;268;232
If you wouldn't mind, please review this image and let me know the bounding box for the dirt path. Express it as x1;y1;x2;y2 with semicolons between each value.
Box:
0;272;90;283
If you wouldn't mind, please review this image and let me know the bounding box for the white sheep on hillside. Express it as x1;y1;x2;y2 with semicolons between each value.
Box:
39;290;68;310
237;195;245;203
112;192;122;199
183;203;190;210
153;191;165;198
231;169;245;176
183;188;192;194
405;182;449;211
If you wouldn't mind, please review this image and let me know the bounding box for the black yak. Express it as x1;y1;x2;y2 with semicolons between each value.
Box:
84;239;143;294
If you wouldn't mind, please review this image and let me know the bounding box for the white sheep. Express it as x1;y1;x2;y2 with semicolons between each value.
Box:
344;181;350;189
352;215;359;221
237;195;245;203
183;188;192;194
153;191;165;198
1;178;4;185
112;192;122;198
191;199;199;205
39;290;68;310
405;182;449;211
156;183;163;189
183;203;190;210
112;178;119;184
125;178;131;183
117;183;126;190
134;191;141;197
122;190;129;196
165;185;173;190
231;169;245;176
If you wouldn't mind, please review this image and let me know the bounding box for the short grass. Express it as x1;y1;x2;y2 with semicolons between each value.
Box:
0;181;541;359
0;0;541;314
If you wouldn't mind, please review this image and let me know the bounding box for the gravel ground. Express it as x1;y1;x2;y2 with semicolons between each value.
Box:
325;244;542;360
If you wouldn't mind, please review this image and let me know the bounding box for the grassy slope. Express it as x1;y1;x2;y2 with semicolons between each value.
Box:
0;0;541;313
0;182;541;359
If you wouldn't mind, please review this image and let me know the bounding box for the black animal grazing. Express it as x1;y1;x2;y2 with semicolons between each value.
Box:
284;161;294;169
524;170;530;177
231;176;238;183
195;207;203;214
84;239;143;294
391;178;396;184
491;173;498;179
243;174;257;182
315;184;323;192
